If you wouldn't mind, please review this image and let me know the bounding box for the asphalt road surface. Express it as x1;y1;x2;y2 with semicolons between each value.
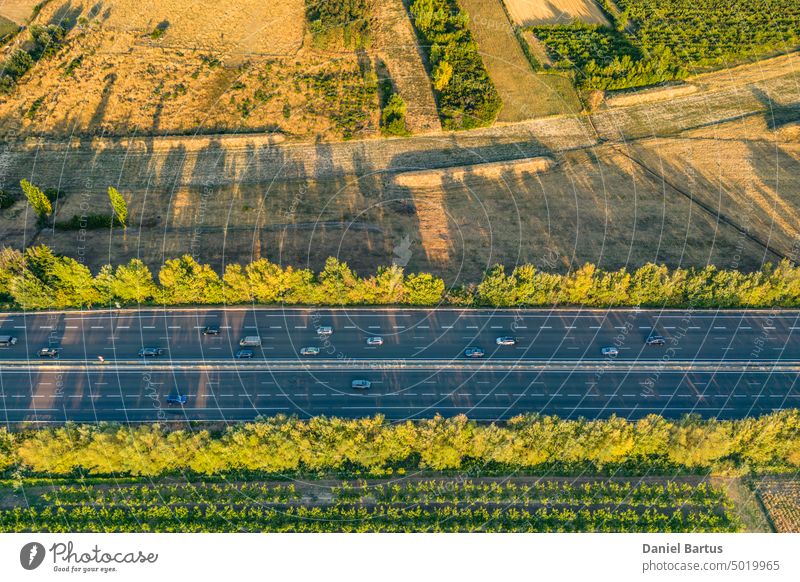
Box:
1;307;798;422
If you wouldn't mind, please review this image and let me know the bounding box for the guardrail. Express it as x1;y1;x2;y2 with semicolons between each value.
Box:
2;358;799;373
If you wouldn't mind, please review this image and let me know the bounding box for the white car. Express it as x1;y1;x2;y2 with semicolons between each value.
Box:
366;336;384;346
601;346;619;357
317;326;333;336
351;380;371;390
495;337;516;346
300;347;320;356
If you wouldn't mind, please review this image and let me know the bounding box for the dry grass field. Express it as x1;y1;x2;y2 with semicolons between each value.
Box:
0;0;446;140
459;0;581;121
504;0;610;27
0;0;39;24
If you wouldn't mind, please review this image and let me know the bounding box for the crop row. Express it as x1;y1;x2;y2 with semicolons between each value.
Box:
0;504;740;533
334;480;729;508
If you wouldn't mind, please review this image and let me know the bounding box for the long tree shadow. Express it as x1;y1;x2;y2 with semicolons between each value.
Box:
751;87;800;131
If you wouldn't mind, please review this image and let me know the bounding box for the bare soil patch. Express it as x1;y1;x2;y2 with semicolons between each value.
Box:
504;0;610;27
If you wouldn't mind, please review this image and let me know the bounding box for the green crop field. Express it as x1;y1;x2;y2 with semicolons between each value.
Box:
0;478;742;532
531;0;800;91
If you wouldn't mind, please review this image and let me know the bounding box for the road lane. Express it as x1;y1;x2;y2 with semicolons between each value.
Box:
0;368;797;422
1;308;798;362
2;307;799;422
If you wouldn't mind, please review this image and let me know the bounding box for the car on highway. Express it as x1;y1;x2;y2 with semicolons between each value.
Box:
235;349;254;359
366;336;384;346
601;346;619;356
38;347;60;358
202;325;220;336
351;379;371;390
166;393;188;405
464;347;485;358
495;337;516;346
645;335;666;346
317;326;334;336
0;335;18;347
239;336;262;347
300;347;320;356
138;347;165;357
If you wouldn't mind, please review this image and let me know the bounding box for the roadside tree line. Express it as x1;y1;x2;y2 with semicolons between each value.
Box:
3;244;800;309
1;411;798;476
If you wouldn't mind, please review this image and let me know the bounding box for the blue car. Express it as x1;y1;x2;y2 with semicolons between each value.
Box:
166;393;188;405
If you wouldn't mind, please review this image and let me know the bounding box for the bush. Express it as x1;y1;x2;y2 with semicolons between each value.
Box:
55;214;119;230
380;93;409;136
0;190;17;209
306;0;371;49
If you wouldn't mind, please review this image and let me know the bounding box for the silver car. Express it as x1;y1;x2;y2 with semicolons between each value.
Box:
366;336;384;346
601;346;619;357
300;347;320;356
495;337;516;346
351;380;371;390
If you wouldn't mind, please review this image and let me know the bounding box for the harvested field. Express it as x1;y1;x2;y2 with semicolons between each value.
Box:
504;0;610;27
373;0;441;133
604;84;698;108
460;0;581;121
393;156;554;188
754;477;800;532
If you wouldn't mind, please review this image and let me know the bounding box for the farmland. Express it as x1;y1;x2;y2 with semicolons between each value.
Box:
457;0;581;120
530;0;800;91
505;0;610;27
754;478;800;533
0;477;742;532
0;50;797;282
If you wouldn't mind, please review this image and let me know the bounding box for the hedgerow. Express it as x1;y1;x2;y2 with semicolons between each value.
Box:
3;411;799;476
4;243;800;310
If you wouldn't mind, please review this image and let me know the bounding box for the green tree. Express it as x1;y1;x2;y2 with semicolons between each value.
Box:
107;186;128;228
158;255;223;304
20;179;52;219
404;272;445;304
433;60;453;90
111;259;157;303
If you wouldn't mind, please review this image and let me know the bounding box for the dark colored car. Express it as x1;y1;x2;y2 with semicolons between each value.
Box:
645;335;666;346
235;349;254;359
166;393;188;405
464;347;485;358
202;325;220;336
38;347;60;358
138;347;165;357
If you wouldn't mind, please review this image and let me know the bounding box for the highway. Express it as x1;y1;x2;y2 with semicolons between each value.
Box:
0;307;799;422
